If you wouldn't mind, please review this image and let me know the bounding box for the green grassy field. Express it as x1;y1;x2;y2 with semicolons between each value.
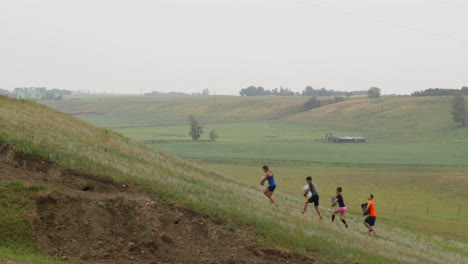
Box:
160;141;468;166
6;94;462;263
42;96;468;235
46;95;466;138
195;161;468;243
45;95;306;127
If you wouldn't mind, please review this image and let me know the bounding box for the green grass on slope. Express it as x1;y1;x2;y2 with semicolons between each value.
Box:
1;95;466;263
196;161;468;243
43;95;468;167
43;95;467;139
0;181;66;264
42;95;306;127
284;96;460;136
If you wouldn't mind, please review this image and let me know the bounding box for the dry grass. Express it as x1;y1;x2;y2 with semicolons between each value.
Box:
1;95;466;263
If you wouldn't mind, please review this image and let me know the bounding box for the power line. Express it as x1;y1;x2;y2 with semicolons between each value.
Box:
288;0;468;45
426;0;468;11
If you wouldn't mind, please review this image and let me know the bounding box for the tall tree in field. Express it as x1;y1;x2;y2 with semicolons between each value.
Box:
451;93;466;126
188;115;203;140
302;86;314;96
209;130;218;141
368;87;381;98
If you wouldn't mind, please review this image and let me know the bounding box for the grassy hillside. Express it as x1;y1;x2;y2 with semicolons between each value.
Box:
40;95;468;243
198;161;468;243
43;95;465;138
51;95;468;166
43;95;306;127
2;95;467;263
284;96;463;140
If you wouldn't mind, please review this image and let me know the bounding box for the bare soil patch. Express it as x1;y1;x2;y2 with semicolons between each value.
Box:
0;142;314;264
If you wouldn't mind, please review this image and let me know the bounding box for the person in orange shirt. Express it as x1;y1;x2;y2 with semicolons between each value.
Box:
363;194;377;235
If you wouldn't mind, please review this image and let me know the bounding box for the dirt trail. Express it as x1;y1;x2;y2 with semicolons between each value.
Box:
0;143;314;264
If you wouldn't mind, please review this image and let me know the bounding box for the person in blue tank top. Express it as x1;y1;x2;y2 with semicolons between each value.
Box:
260;165;277;205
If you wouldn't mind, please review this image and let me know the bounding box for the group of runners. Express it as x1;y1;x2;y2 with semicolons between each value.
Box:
260;165;378;235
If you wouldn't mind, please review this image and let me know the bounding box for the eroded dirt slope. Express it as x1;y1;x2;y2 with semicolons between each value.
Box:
0;143;314;264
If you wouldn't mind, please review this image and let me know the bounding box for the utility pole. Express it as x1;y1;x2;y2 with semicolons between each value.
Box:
380;97;384;118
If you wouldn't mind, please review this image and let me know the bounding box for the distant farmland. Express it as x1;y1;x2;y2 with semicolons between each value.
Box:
40;94;468;262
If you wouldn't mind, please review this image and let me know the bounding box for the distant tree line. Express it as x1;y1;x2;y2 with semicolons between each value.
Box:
239;85;367;97
302;86;367;97
239;86;294;96
411;87;468;96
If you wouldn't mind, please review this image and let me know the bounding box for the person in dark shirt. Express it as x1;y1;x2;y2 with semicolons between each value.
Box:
260;165;277;205
331;187;348;228
302;176;322;219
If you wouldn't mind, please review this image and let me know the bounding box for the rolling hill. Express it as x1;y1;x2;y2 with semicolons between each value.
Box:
42;96;306;127
0;95;319;263
43;95;467;140
2;95;467;263
283;96;464;139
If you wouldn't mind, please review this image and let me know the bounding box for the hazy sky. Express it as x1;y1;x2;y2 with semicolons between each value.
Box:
1;0;467;95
